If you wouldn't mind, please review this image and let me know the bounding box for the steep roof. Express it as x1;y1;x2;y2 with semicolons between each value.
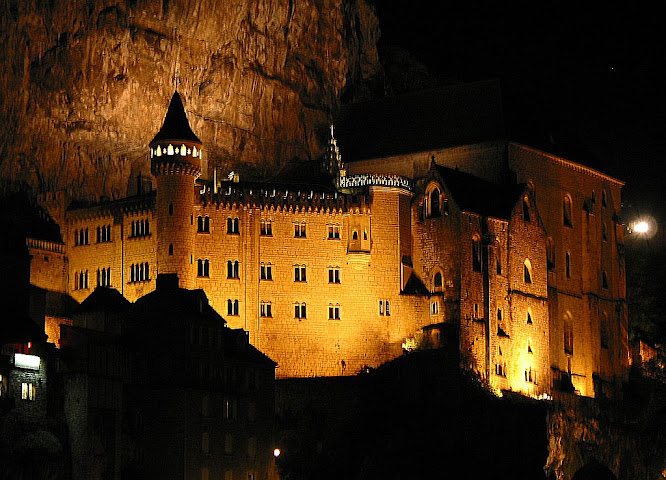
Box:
335;80;505;162
436;165;525;220
150;91;201;144
75;287;131;314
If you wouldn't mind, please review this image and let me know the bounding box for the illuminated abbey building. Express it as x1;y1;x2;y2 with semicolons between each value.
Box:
28;86;628;398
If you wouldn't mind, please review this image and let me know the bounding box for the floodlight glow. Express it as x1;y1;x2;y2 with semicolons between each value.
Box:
15;353;40;370
273;448;281;458
634;221;649;233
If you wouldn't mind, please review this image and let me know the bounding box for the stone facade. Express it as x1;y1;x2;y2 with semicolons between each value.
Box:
27;95;628;398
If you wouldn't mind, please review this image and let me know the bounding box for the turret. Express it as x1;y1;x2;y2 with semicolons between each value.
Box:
149;91;202;289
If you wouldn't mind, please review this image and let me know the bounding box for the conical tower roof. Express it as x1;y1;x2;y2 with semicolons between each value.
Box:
150;91;201;144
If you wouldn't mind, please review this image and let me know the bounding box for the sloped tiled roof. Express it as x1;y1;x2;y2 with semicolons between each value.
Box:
75;287;131;314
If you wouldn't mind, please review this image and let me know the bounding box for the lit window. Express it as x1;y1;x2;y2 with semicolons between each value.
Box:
294;303;307;319
328;267;340;284
21;382;36;401
260;219;273;236
260;263;273;280
294;222;307;238
260;301;272;318
294;265;307;282
523;259;532;284
328;304;340;320
327;225;340;239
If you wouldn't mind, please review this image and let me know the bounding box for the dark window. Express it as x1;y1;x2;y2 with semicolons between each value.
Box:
227;260;240;279
472;237;481;272
169;204;174;215
524;260;532;283
602;271;609;289
430;188;440;218
564;316;574;355
198;216;210;233
522;197;531;222
227;217;239;234
197;259;210;277
566;252;571;278
328;267;340;284
328;305;340;320
546;238;555;271
434;272;443;288
294;303;306;319
261;219;273;236
563;196;573;227
168;244;173;255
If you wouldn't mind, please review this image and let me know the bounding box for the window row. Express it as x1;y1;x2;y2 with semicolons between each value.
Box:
97;224;112;243
257;301;342;320
198;262;343;284
195;216;350;240
130;219;150;238
130;262;150;283
74;228;89;246
97;267;112;287
74;270;89;290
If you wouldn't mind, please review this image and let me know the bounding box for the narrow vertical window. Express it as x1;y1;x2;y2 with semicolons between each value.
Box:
523;259;532;284
169;244;173;255
566;252;571;278
563;195;573;227
522;197;531;222
472;236;481;272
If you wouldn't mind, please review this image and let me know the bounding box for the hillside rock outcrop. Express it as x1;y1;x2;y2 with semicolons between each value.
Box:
0;0;380;200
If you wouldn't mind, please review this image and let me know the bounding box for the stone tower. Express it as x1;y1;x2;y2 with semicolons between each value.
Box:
149;91;203;289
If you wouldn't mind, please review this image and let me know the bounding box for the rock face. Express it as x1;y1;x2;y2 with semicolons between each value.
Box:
0;0;380;200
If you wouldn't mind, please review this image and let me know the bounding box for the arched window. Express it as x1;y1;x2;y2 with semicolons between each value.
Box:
495;246;502;275
526;310;533;325
523;259;532;283
434;272;443;289
430;188;440;218
563;195;573;227
352;230;358;240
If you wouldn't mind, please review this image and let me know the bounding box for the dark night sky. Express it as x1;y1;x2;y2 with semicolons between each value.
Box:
376;2;666;235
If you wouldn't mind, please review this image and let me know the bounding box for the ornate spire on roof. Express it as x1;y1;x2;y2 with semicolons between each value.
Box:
151;91;201;144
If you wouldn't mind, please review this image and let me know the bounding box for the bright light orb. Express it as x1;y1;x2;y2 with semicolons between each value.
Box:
273;448;281;458
634;221;649;233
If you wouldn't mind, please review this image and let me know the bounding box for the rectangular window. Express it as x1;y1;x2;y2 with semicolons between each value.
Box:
328;267;340;284
294;222;306;238
227;299;239;316
227;260;240;279
328;305;340;320
431;301;439;315
385;300;391;316
130;263;150;283
260;263;273;280
565;252;571;278
224;398;237;420
21;382;36;401
327;225;340;239
379;300;384;315
197;216;210;233
294;265;307;282
197;259;210;277
260;302;272;318
294;303;307;319
227;217;239;234
97;224;112;243
260;219;273;236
